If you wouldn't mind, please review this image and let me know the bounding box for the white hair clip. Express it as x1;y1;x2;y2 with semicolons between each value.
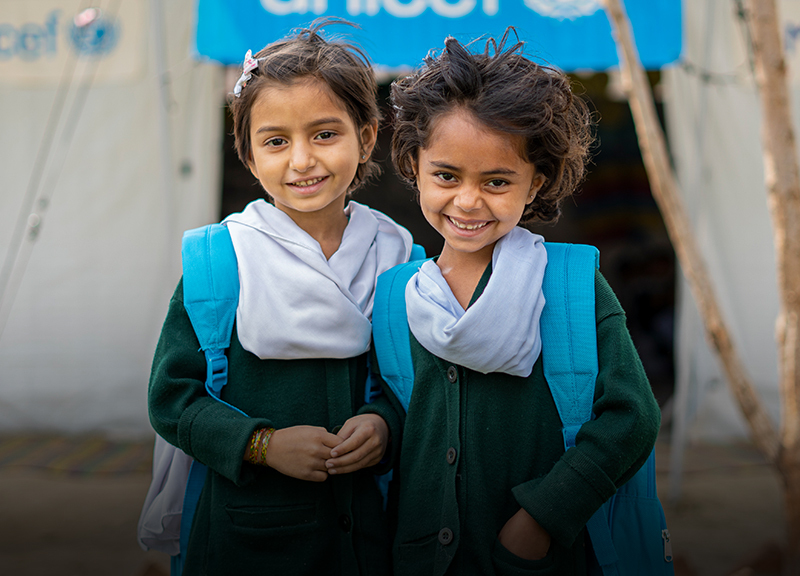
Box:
233;50;262;97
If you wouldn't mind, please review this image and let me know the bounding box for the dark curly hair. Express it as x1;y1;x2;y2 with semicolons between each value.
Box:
391;29;594;224
229;18;381;194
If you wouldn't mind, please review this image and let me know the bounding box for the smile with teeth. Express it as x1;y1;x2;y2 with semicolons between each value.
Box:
447;215;489;231
290;176;326;187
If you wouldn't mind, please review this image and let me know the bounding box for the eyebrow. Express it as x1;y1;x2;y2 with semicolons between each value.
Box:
254;116;346;135
428;160;518;176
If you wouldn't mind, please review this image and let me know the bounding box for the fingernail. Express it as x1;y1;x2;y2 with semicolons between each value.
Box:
328;468;337;475
325;461;333;468
330;451;338;457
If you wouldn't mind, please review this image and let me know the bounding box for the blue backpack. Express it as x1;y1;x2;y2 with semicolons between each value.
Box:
173;223;425;575
371;243;674;576
166;223;243;576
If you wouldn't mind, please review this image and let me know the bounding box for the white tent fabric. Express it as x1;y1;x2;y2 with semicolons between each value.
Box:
0;0;225;437
1;0;790;447
662;0;787;471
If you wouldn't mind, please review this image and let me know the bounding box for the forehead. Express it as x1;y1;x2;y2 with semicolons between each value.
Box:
422;109;529;164
249;77;351;125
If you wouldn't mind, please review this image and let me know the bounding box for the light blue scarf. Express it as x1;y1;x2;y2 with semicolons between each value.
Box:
405;227;547;377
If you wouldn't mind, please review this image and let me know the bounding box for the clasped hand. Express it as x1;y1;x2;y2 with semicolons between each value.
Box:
263;414;388;482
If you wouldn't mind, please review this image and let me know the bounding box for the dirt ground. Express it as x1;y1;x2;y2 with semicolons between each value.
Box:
0;434;788;576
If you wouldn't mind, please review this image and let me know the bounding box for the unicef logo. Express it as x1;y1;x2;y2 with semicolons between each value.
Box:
69;9;118;56
0;9;119;62
523;0;602;20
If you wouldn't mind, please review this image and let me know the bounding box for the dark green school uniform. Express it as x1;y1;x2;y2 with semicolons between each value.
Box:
148;279;393;576
377;267;662;576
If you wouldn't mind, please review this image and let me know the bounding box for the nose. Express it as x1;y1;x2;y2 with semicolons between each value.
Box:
453;184;482;212
289;142;316;173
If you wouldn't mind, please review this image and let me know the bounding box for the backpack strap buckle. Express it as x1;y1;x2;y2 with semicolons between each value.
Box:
562;424;583;450
204;348;228;396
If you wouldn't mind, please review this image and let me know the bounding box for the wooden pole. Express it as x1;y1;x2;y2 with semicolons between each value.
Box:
600;0;780;462
742;1;800;570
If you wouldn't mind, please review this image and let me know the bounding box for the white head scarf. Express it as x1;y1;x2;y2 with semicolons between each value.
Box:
224;199;412;359
405;227;547;377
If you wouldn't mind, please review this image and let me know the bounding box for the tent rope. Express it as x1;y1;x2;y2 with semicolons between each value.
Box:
0;0;122;340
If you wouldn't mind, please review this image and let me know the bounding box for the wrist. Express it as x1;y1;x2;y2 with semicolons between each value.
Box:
243;427;275;466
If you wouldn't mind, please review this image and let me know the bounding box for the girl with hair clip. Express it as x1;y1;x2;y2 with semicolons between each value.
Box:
148;19;413;575
327;29;662;575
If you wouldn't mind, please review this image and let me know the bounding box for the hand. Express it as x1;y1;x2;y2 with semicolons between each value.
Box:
498;508;551;561
263;426;342;482
324;414;389;475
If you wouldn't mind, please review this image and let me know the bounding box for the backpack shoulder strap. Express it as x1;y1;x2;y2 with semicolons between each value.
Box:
410;243;426;262
542;243;670;576
364;244;426;405
177;224;244;574
182;223;239;353
372;259;428;411
540;242;600;449
181;223;246;417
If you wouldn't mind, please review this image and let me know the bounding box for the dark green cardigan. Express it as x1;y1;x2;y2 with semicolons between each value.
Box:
376;268;662;576
148;280;395;575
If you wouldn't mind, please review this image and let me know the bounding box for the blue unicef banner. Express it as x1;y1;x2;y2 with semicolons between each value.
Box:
195;0;681;71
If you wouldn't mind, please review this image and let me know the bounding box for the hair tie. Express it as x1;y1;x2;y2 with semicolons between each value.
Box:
233;50;263;97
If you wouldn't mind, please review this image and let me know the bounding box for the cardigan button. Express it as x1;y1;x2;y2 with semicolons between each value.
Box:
447;366;458;383
339;514;351;532
438;527;454;545
446;447;457;464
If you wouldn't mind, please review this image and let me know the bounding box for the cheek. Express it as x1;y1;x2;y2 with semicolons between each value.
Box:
417;188;441;222
419;203;443;233
507;193;533;219
417;185;440;212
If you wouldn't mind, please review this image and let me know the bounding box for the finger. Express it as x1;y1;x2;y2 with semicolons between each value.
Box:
334;420;359;440
327;452;380;475
320;431;344;449
306;469;330;483
330;426;373;457
327;443;379;471
327;463;364;475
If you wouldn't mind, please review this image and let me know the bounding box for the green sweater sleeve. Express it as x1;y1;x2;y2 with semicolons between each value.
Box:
512;271;662;547
148;279;272;486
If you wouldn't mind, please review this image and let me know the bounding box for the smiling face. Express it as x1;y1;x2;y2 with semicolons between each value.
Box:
247;77;377;229
415;109;545;269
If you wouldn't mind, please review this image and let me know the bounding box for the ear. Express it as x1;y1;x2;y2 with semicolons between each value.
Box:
359;118;379;163
527;172;546;205
247;149;259;180
410;157;420;186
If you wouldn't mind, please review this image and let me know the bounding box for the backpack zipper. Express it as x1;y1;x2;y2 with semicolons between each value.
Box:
662;529;673;562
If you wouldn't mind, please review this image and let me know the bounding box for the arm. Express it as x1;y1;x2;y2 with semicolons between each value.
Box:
148;279;273;485
509;271;662;549
150;280;344;483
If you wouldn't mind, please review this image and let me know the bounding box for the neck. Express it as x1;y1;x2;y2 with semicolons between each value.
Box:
436;243;494;310
308;214;348;260
276;201;349;260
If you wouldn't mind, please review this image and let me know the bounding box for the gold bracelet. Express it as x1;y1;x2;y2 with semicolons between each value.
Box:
260;427;275;465
247;428;264;464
